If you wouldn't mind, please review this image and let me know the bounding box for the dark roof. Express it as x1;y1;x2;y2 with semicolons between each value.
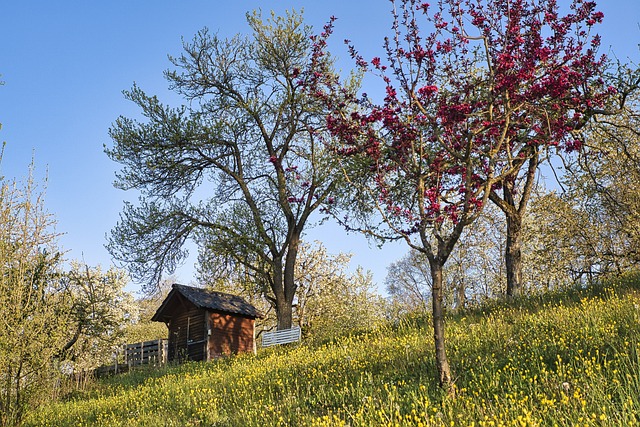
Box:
151;284;262;322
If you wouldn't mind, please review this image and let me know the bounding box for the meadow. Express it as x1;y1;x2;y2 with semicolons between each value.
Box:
24;274;640;426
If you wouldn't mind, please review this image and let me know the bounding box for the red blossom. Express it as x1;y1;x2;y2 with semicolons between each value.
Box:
417;85;438;97
306;0;611;231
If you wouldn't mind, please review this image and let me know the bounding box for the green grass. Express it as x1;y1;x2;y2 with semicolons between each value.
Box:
24;273;640;426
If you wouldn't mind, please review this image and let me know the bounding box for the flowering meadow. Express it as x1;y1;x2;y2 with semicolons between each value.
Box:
25;274;640;426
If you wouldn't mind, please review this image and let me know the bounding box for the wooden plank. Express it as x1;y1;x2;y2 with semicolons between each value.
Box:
124;339;168;366
261;327;301;347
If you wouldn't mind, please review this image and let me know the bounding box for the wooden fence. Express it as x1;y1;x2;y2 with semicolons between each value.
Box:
124;339;168;366
96;339;168;376
261;327;301;347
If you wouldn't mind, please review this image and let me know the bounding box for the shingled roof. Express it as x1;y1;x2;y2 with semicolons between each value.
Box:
151;284;262;322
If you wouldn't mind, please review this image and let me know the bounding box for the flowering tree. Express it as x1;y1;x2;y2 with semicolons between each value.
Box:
311;0;612;389
561;67;640;277
0;167;66;426
58;262;136;371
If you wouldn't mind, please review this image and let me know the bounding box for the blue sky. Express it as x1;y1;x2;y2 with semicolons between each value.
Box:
1;1;639;294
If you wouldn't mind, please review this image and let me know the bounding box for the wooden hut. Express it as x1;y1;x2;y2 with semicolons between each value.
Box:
151;284;261;362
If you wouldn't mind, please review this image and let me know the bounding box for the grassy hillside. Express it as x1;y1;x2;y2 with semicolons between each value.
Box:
25;274;640;426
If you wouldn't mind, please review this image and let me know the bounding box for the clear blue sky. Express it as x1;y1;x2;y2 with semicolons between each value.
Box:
1;1;638;294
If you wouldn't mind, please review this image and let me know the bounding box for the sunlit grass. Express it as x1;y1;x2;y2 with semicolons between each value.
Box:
25;273;640;426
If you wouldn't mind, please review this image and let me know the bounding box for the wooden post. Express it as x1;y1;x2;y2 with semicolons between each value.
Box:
253;321;257;355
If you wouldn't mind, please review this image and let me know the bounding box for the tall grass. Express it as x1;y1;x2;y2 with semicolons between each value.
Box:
24;273;640;426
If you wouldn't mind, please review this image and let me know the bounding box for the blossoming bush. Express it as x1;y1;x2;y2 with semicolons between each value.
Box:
25;272;640;426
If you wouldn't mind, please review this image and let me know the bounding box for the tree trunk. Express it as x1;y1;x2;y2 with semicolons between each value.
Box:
276;227;300;330
272;259;293;330
275;296;293;330
455;280;466;311
59;321;84;358
505;211;524;297
273;229;301;330
491;152;538;298
430;261;453;391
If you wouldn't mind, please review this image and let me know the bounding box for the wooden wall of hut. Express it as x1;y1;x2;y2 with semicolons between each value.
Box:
167;304;207;362
208;312;255;357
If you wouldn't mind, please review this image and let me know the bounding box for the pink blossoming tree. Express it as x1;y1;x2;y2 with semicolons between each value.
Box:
310;0;612;389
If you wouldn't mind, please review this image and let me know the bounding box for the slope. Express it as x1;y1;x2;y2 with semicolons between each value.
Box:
25;273;640;426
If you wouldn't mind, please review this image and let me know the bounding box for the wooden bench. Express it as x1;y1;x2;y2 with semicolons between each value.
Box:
261;326;301;347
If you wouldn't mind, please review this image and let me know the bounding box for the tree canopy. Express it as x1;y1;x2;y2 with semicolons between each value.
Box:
106;10;343;329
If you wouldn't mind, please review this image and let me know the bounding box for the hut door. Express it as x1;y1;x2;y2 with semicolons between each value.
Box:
186;313;206;361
